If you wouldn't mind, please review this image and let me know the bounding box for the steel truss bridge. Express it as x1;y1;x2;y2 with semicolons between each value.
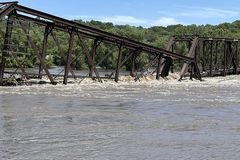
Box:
0;2;239;85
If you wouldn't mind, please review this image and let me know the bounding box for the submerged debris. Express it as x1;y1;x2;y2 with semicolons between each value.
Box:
1;78;18;86
0;73;183;86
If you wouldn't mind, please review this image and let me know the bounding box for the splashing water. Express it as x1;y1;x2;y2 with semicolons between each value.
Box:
0;75;240;159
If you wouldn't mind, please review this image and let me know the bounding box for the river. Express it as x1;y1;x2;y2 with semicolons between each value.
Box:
0;75;240;160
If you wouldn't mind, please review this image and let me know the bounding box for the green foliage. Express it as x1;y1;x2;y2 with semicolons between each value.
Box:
1;19;240;71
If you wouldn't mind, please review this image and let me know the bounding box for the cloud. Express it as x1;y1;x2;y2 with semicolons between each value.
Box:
152;17;180;26
67;6;239;27
101;16;147;25
178;6;239;18
69;15;184;27
155;6;239;25
71;15;147;25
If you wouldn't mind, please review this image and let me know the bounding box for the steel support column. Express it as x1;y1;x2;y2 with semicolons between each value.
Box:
179;37;199;80
223;41;227;76
161;37;176;75
232;42;237;74
115;43;123;82
190;62;194;80
156;54;163;80
109;49;135;78
63;29;74;85
194;62;202;81
210;41;213;76
76;33;102;82
170;44;175;73
130;53;137;77
187;41;191;52
214;42;219;70
39;25;51;78
89;39;99;78
0;13;13;85
236;42;239;74
166;37;175;50
202;41;206;71
50;32;76;78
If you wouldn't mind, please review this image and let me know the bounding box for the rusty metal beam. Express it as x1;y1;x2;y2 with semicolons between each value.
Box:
143;54;158;76
4;71;115;80
0;3;15;19
232;42;237;74
76;33;102;83
166;37;176;51
0;17;38;81
214;42;219;70
108;49;136;78
0;13;13;85
179;37;199;80
63;29;74;85
120;50;135;69
18;19;56;85
115;44;123;82
95;52;112;67
0;2;18;5
50;31;76;78
89;39;99;78
157;37;176;79
223;41;227;76
156;54;163;80
174;35;240;42
130;51;138;77
9;51;29;79
39;25;51;78
12;4;194;63
13;11;194;65
210;41;213;76
236;42;239;74
5;2;240;84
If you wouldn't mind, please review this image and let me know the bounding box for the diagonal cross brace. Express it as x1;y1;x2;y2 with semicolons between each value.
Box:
179;37;201;80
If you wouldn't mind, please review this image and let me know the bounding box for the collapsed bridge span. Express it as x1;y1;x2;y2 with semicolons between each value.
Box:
0;2;228;85
170;35;240;80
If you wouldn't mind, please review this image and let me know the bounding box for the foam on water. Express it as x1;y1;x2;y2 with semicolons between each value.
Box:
1;74;240;96
1;74;240;159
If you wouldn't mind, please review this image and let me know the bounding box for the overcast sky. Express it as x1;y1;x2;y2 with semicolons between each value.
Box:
17;0;240;27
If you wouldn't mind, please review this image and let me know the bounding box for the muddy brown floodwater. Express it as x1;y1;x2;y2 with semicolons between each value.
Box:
0;75;240;160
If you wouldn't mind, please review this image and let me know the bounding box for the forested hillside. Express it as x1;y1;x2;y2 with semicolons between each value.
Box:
1;19;240;70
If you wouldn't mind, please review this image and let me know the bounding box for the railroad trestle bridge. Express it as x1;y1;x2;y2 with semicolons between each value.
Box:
0;1;239;85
